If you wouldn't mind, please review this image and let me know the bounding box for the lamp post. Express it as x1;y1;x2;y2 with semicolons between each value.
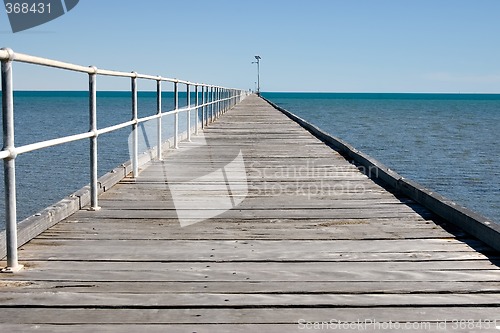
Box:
252;55;261;96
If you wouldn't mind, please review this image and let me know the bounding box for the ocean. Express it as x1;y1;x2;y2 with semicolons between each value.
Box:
0;91;498;228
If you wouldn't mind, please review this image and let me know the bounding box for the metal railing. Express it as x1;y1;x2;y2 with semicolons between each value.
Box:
0;48;248;272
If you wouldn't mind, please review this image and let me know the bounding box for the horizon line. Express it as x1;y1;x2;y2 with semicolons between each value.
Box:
9;90;500;95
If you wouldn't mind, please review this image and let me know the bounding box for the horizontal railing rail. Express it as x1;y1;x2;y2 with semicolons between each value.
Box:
0;48;248;272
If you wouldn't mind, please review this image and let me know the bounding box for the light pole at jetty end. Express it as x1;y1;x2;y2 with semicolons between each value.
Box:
252;55;261;96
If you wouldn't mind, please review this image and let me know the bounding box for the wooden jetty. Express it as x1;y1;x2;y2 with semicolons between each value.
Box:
1;94;500;332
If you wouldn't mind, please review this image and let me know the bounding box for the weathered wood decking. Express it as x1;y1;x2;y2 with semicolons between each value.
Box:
1;95;500;332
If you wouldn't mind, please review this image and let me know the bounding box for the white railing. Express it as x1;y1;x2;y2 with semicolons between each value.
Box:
0;48;248;272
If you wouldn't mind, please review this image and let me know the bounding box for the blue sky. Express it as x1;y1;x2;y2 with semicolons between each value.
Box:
1;0;500;92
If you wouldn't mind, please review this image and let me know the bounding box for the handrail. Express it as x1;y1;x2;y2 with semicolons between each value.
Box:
0;49;226;88
0;47;249;272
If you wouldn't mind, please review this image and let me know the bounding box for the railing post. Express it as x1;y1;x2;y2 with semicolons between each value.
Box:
89;67;100;211
223;89;227;113
157;78;162;160
225;89;228;112
216;87;219;118
206;86;209;127
206;86;210;125
217;87;220;118
186;83;191;142
207;87;212;126
1;48;22;273
222;88;224;114
174;81;179;149
210;86;214;123
202;85;206;129
195;84;199;135
131;73;139;177
214;87;218;119
218;87;221;118
221;88;224;114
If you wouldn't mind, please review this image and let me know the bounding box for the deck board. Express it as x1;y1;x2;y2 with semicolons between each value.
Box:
1;95;500;332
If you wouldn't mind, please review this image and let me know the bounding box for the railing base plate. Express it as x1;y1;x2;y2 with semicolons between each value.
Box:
1;264;24;273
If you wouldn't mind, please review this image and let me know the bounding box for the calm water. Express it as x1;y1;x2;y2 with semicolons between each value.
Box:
0;92;499;228
263;92;500;223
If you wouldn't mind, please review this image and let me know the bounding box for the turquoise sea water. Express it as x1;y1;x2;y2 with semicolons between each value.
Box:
263;92;500;223
0;91;498;229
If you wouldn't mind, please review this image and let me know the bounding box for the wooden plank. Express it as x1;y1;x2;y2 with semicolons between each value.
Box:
0;308;499;325
12;251;494;263
18;239;491;256
37;217;464;242
6;268;500;283
94;199;416;210
3;280;500;294
2;324;499;333
1;292;500;307
71;209;432;220
35;229;455;241
16;259;500;271
0;325;307;333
